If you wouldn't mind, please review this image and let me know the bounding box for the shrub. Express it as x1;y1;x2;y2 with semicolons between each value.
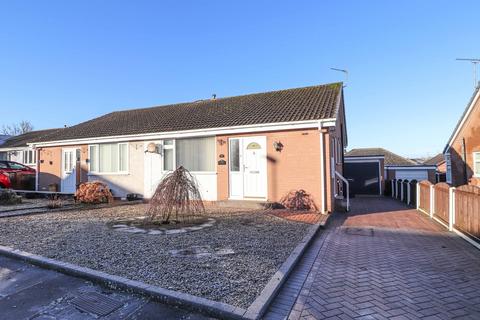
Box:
0;189;22;205
280;189;318;211
75;181;113;204
146;166;205;224
47;194;64;209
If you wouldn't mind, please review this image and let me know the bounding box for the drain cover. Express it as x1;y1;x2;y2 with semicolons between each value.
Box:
345;227;374;236
71;292;124;316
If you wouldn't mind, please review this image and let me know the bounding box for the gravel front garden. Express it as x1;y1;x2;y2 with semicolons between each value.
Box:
0;204;311;308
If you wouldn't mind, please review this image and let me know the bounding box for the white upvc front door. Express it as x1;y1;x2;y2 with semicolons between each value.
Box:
61;148;79;193
228;136;267;200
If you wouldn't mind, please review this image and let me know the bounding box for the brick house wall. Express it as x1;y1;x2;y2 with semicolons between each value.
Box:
38;145;88;191
216;128;326;210
448;92;480;187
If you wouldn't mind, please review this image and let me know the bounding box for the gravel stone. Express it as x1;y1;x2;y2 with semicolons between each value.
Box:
0;204;310;308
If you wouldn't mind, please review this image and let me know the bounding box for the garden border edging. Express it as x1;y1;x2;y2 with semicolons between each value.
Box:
0;244;246;319
0;212;330;320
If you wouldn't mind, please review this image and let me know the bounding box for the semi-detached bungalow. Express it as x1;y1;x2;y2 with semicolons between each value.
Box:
30;83;348;213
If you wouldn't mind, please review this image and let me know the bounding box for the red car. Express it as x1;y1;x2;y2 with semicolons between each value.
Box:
0;161;36;190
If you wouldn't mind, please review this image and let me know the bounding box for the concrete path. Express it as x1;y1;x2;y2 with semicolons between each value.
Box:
0;255;211;320
265;197;480;320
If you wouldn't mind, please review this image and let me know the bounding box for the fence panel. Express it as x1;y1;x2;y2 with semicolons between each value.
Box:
418;180;432;213
433;183;450;223
454;185;480;241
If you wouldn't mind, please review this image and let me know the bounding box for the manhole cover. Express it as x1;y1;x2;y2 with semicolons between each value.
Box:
71;292;124;316
344;227;374;236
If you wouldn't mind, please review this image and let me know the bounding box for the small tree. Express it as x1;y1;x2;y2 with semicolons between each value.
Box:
146;166;205;224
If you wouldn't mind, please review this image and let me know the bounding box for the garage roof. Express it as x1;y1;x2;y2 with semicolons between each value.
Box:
345;148;417;166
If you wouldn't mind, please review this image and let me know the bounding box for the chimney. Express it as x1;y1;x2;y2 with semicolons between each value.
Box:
212;94;216;100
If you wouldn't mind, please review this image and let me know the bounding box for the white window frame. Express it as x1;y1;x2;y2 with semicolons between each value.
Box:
445;153;452;183
23;148;37;165
162;139;176;172
161;137;217;174
473;152;480;177
88;142;129;175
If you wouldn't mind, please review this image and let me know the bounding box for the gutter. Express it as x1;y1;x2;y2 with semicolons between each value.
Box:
30;118;338;148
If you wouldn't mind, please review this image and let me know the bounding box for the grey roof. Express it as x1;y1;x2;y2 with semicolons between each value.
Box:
36;83;343;143
345;148;417;166
0;135;10;145
423;153;445;166
0;129;62;149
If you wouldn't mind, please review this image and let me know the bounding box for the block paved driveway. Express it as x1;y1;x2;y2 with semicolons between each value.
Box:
265;197;480;320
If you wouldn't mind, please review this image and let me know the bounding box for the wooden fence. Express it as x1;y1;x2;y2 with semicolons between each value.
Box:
405;180;480;247
454;185;480;240
433;183;450;223
418;180;432;213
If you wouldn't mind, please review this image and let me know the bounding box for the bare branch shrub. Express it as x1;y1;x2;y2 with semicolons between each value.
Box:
146;166;205;224
75;181;113;204
47;193;64;209
280;189;318;211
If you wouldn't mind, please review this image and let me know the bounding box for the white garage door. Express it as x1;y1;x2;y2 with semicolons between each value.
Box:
395;170;428;181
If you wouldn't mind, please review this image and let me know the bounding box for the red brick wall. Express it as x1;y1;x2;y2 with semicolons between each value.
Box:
216;128;325;210
449;93;480;187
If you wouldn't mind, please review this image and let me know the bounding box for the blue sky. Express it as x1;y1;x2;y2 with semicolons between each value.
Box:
1;1;479;158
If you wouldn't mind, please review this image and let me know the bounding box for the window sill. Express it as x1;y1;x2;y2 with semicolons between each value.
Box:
88;172;129;176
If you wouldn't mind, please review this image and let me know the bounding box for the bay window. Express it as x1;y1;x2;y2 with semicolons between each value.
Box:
89;143;128;174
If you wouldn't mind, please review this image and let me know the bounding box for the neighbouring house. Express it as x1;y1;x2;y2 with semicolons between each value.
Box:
0;135;11;160
444;86;480;187
423;154;446;183
30;83;348;213
344;148;436;195
0;129;61;168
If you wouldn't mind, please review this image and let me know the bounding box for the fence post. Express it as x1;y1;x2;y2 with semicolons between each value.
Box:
429;184;434;218
391;180;395;198
406;182;410;205
449;187;455;231
401;182;404;201
416;182;420;210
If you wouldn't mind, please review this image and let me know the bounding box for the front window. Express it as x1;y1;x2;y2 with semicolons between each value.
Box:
445;153;452;183
176;137;215;172
474;152;480;177
89;143;128;174
23;149;36;165
161;137;215;172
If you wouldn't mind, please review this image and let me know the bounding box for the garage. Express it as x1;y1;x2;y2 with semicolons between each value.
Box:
394;169;428;181
344;159;382;195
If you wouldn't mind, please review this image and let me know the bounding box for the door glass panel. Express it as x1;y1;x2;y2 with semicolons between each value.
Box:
230;139;240;172
164;148;174;171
